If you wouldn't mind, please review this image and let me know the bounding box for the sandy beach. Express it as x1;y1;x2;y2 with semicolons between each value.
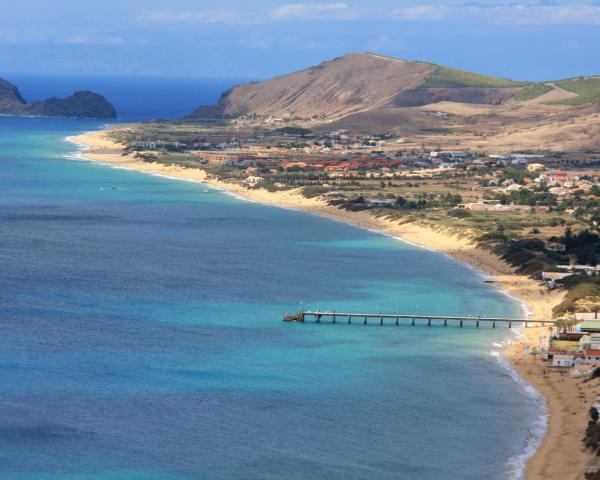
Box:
71;129;595;480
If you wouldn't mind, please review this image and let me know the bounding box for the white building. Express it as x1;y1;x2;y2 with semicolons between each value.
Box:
552;354;575;367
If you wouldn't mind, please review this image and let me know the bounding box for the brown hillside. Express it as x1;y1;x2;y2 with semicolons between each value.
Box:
190;53;436;120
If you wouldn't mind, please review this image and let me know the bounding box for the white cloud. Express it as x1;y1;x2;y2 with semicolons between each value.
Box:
61;34;125;46
136;4;600;27
0;31;124;46
138;3;365;25
391;4;600;25
137;9;260;26
270;3;362;21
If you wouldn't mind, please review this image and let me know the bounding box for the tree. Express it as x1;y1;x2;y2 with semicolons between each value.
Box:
556;317;577;332
564;227;575;251
576;245;598;266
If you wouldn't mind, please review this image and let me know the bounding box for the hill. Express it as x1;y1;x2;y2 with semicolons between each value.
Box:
182;52;600;150
0;78;117;119
187;53;533;121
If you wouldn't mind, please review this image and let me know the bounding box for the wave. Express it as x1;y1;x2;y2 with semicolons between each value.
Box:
493;350;548;480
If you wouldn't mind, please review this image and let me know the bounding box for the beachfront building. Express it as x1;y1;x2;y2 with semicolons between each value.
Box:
580;321;600;333
552;354;575;367
244;176;264;187
368;198;394;208
584;350;600;364
550;332;585;352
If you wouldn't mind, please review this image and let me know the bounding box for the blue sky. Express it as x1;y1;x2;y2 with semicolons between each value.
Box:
1;1;600;81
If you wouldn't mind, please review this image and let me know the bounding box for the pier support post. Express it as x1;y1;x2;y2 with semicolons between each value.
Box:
476;320;480;328
395;316;399;326
444;318;447;327
492;321;496;328
348;315;352;324
316;315;321;324
460;319;463;328
525;322;528;328
364;316;368;325
332;314;336;324
509;321;512;329
412;318;415;326
428;318;431;327
380;316;384;326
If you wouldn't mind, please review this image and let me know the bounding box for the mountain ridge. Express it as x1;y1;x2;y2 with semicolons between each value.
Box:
187;53;539;122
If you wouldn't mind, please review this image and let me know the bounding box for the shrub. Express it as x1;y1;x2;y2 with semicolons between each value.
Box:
447;209;471;218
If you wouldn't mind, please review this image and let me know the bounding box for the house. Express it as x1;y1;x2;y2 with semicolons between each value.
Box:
542;271;573;289
540;169;569;186
551;333;585;352
244;176;264;187
552;354;575;367
558;265;600;276
580;321;600;333
544;241;566;252
542;272;573;281
506;183;524;192
368;198;394;208
581;334;600;350
527;163;545;172
449;151;469;160
584;350;600;364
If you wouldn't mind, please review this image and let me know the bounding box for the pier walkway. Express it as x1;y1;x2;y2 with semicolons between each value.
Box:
284;311;557;329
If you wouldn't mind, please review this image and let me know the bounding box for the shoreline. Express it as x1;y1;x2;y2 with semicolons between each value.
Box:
68;129;593;480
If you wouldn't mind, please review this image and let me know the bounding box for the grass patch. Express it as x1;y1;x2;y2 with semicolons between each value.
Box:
514;83;553;101
422;65;530;89
552;77;600;105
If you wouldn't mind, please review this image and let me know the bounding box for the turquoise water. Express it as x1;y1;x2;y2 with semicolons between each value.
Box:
0;116;544;480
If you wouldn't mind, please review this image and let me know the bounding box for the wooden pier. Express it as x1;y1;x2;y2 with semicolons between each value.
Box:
283;311;557;329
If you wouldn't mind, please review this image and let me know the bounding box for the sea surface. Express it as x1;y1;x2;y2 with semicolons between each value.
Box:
0;78;545;480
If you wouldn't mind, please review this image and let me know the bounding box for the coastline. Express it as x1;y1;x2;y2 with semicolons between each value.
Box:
69;129;593;480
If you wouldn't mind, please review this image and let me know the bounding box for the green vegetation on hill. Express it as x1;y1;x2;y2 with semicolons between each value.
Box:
514;83;553;102
552;77;600;105
275;126;313;136
421;65;530;89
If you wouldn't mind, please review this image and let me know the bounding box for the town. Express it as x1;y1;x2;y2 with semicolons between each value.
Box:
107;121;600;323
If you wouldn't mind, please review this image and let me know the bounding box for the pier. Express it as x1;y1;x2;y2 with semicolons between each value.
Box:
283;311;558;329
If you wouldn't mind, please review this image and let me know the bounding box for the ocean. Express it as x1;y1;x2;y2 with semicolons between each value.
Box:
0;77;545;480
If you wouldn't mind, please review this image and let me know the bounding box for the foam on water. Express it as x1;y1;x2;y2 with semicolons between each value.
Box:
492;350;548;480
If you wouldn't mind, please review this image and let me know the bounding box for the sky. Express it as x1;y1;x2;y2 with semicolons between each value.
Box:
1;1;600;81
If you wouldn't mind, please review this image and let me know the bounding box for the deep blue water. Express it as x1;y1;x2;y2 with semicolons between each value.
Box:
0;84;544;480
4;74;244;121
